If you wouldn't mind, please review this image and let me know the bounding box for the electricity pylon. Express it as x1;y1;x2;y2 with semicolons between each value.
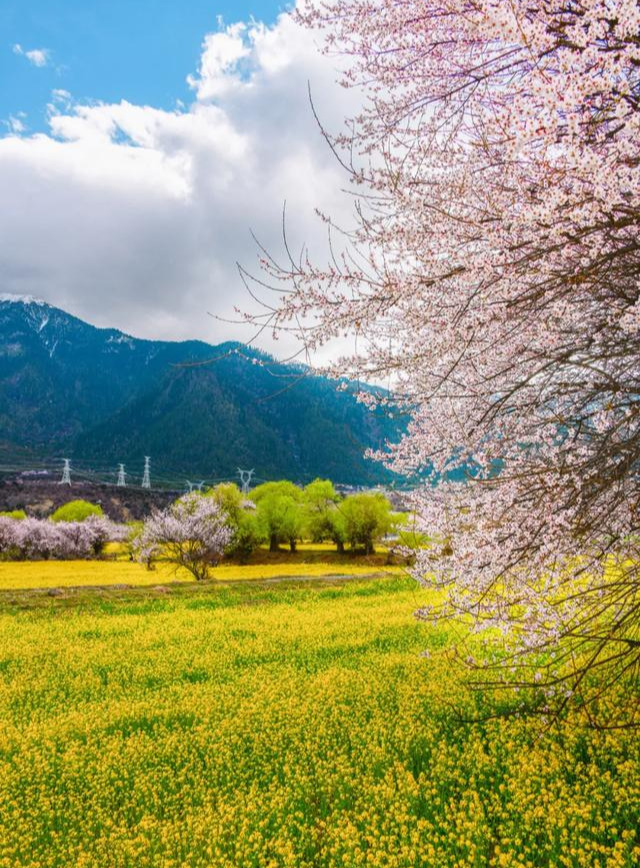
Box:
238;468;254;495
60;458;71;485
117;464;127;487
141;456;151;489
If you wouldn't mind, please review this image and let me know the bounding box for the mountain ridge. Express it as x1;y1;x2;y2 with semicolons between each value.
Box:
0;296;401;485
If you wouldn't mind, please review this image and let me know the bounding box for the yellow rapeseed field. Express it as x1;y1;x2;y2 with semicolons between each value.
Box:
0;559;401;590
0;575;638;867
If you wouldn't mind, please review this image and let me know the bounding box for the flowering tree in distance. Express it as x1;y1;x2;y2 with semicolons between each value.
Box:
0;515;125;560
136;494;232;581
250;1;640;723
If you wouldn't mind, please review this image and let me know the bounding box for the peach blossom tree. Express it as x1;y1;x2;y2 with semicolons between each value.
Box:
250;1;640;722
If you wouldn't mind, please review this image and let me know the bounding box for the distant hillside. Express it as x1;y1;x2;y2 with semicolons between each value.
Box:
0;295;402;484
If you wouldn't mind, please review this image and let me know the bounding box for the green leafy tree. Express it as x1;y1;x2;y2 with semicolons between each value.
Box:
339;492;394;555
302;479;346;552
207;483;265;562
207;483;244;525
230;511;265;563
0;509;26;520
50;500;103;523
325;508;347;554
252;481;303;553
250;481;302;505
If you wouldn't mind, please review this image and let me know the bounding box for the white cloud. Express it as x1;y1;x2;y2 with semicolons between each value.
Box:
187;21;252;100
5;113;27;134
13;43;50;67
0;9;357;354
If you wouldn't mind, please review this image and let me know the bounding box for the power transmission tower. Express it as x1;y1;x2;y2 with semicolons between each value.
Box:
196;481;205;492
117;464;127;487
186;480;194;493
141;456;151;489
238;468;254;495
187;480;205;493
60;458;71;485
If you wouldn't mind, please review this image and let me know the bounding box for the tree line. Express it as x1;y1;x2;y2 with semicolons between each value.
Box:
206;479;400;560
0;484;409;583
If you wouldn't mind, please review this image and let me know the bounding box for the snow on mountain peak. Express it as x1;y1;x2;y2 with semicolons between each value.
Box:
0;293;47;306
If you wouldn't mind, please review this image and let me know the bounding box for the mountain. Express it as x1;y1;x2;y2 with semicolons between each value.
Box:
0;295;402;485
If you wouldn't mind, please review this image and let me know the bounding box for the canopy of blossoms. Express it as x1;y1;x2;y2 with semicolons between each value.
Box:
249;0;640;721
136;494;233;581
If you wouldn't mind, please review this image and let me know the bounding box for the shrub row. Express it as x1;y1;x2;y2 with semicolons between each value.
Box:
0;515;126;561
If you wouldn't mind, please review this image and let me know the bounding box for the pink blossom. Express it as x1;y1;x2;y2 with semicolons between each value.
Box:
245;0;640;720
136;493;232;581
0;515;126;560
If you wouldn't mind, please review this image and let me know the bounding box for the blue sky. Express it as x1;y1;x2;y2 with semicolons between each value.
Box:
2;0;288;133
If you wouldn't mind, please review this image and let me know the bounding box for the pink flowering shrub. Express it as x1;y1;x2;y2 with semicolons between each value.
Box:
0;517;20;559
248;1;640;721
0;515;126;561
14;518;61;561
135;493;233;581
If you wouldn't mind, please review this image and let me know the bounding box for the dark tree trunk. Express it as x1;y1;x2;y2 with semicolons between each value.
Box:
289;538;297;553
270;534;279;552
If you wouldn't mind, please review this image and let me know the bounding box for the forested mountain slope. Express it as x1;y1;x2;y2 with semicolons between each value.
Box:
0;296;401;484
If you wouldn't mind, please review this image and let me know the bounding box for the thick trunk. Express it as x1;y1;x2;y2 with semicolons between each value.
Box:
289;538;297;553
336;539;345;554
269;534;279;552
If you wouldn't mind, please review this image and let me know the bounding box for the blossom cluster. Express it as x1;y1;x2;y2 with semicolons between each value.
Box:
0;515;126;561
135;493;233;581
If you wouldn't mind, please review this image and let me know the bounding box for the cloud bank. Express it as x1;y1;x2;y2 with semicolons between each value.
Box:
0;10;357;352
